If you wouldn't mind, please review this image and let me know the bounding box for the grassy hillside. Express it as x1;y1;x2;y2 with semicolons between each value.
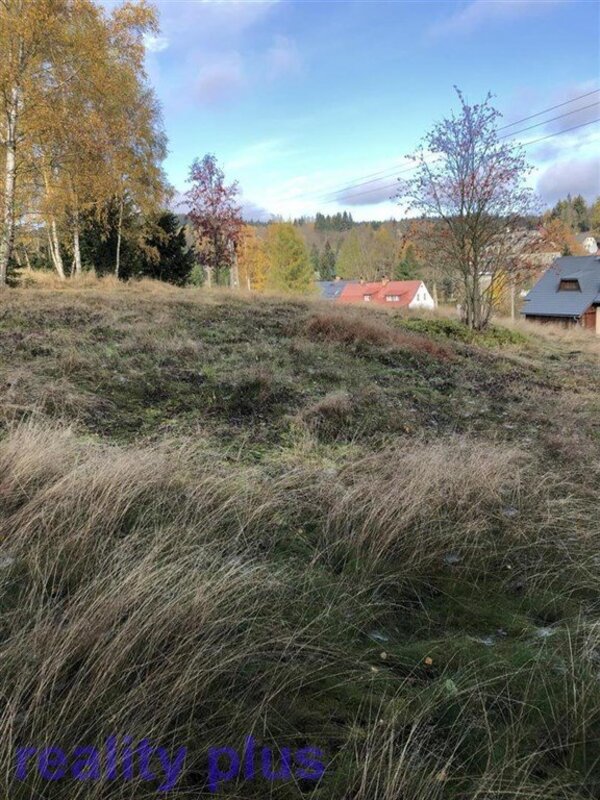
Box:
0;279;599;799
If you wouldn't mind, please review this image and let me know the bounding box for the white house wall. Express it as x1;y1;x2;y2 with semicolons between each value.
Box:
408;282;436;310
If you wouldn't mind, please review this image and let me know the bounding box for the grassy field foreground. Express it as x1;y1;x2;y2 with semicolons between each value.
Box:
0;279;599;799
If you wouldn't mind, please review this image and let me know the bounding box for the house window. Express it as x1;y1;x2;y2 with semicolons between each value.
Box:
363;294;372;302
385;295;400;302
558;279;581;291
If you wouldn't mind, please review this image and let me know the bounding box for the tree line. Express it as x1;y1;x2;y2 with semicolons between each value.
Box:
313;211;354;232
0;0;319;297
547;194;600;234
182;157;426;292
0;0;171;287
2;9;597;328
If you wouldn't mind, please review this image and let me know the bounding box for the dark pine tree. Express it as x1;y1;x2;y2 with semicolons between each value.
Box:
315;213;326;232
79;206;195;284
320;240;336;280
341;211;354;230
79;198;143;279
394;243;420;280
310;243;320;274
572;195;590;232
140;211;196;285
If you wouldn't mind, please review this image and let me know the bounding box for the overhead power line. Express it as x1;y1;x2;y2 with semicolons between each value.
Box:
496;88;600;130
297;88;600;204
323;100;600;201
326;117;600;205
517;116;600;148
498;101;598;138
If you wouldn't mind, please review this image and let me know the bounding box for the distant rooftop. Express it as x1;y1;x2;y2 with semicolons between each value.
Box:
316;280;358;299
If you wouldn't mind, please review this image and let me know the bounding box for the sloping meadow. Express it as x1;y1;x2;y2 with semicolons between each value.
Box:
1;286;599;798
0;420;599;799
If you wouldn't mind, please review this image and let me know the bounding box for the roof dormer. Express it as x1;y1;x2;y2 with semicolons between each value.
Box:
558;278;581;292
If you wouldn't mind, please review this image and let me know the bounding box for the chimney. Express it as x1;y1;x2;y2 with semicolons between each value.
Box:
382;276;389;285
335;275;341;281
359;277;364;285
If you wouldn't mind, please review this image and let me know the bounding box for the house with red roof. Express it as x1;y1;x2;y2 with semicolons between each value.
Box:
337;279;435;309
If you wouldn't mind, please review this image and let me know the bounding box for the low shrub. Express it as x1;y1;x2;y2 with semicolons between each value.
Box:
398;316;527;347
304;309;454;359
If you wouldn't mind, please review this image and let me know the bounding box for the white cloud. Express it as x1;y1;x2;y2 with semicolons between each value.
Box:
536;155;600;204
265;35;302;80
530;127;600;163
498;79;600;177
239;199;273;222
505;79;599;135
171;190;273;223
539;93;599;135
146;1;297;108
249;165;403;221
429;0;565;38
143;33;169;53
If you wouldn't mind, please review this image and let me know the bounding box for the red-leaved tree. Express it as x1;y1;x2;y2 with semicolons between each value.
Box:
185;154;243;286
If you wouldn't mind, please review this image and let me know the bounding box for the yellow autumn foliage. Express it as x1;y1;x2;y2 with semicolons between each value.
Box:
237;226;270;292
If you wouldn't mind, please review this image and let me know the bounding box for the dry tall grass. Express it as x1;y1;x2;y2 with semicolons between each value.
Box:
15;269;182;296
0;421;598;797
0;285;599;798
487;313;600;355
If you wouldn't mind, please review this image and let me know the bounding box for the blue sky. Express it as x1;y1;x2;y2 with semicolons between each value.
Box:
139;0;599;220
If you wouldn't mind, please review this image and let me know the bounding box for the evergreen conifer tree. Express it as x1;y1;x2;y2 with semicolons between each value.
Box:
320;240;336;279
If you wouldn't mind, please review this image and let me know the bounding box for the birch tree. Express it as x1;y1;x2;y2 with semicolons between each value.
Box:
104;3;167;277
237;225;269;291
0;0;62;286
0;0;166;284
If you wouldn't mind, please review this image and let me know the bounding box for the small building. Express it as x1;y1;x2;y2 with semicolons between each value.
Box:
337;279;436;310
522;255;600;333
575;233;599;255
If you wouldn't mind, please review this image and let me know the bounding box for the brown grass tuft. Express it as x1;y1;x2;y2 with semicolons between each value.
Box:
299;391;354;440
304;308;454;359
319;437;529;570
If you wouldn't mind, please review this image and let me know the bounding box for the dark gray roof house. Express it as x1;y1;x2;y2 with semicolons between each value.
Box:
522;255;600;333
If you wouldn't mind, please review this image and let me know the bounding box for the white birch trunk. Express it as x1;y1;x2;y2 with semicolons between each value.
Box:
48;219;66;280
115;195;124;278
0;85;20;287
72;212;82;276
